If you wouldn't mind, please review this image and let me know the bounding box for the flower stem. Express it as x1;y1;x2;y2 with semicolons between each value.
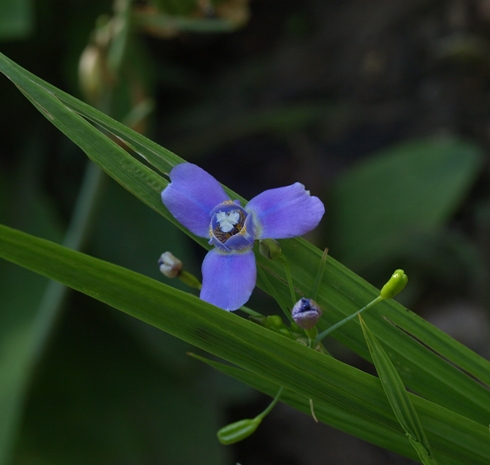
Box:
239;306;262;317
314;295;385;346
256;386;284;421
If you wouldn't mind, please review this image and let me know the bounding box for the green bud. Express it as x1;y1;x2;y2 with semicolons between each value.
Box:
266;315;284;329
217;417;262;445
259;239;282;260
266;315;296;338
380;269;408;299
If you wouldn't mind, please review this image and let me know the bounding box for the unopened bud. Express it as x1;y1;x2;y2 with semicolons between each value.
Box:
291;298;322;330
380;269;408;299
217;417;262;445
267;315;284;328
266;315;292;337
158;252;182;278
259;239;282;260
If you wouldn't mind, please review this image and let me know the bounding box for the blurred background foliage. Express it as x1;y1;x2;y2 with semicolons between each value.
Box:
1;0;490;464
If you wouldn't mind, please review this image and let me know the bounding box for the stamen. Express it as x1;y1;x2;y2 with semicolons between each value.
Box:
213;208;247;244
216;210;240;233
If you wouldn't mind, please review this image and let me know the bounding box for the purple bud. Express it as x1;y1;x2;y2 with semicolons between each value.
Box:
291;298;322;330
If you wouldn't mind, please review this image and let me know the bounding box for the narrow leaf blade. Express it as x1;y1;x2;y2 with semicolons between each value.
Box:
360;314;436;463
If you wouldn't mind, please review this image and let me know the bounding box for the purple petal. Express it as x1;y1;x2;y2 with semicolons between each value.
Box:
246;183;324;239
200;249;256;311
161;163;229;237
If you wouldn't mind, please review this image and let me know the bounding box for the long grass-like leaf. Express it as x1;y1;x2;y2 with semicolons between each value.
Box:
360;315;437;465
1;224;490;464
190;354;489;465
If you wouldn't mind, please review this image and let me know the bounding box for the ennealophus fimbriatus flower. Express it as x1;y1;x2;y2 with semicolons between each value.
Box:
161;163;325;311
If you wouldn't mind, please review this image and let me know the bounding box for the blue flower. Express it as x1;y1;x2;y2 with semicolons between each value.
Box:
161;163;325;311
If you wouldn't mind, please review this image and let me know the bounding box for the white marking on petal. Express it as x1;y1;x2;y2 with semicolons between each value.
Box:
216;210;240;232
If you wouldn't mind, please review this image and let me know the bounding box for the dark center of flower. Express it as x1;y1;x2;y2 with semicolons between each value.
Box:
296;297;313;313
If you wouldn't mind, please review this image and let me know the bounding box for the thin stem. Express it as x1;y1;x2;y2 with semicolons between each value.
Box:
31;162;106;367
309;398;318;423
314;295;384;346
239;306;262;317
311;247;329;301
256;386;284;421
280;256;296;307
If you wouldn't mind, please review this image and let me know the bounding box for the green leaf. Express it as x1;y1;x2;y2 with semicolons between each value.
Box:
92;176;201;372
0;196;63;465
190;354;490;465
1;224;490;464
14;301;227;465
328;138;484;269
359;315;437;465
0;0;33;40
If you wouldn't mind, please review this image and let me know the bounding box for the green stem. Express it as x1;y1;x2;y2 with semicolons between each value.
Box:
314;295;384;346
256;386;284;421
31;162;106;367
239;306;262;317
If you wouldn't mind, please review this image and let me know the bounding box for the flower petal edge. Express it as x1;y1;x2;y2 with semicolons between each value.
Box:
246;182;324;239
161;163;229;237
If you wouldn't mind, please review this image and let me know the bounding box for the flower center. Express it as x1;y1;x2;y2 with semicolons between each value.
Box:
216;210;240;233
213;207;247;244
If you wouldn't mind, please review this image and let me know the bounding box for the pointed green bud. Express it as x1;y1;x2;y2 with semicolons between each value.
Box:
380;269;408;299
291;298;322;330
217;417;262;445
259;239;282;260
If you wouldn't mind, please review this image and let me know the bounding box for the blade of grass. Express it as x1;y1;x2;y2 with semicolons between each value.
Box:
190;354;490;465
2;223;490;464
359;314;437;465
